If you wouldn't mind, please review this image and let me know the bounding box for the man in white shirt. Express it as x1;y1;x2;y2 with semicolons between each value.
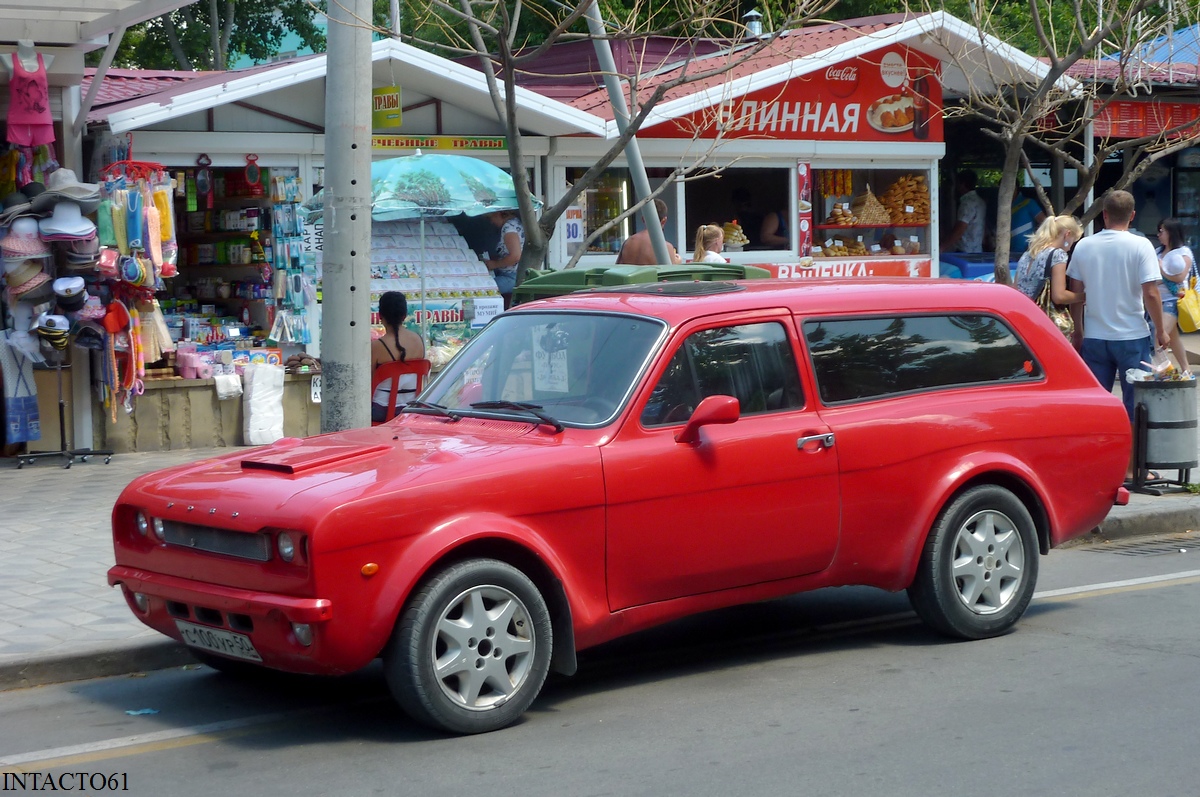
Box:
941;170;986;253
1067;190;1170;477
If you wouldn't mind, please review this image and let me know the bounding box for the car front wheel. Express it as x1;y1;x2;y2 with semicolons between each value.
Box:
384;558;553;734
908;485;1039;640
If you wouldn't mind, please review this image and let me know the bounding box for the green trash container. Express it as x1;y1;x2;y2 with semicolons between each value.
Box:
511;263;771;306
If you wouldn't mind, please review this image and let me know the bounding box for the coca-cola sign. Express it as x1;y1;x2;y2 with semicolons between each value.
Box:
825;64;859;98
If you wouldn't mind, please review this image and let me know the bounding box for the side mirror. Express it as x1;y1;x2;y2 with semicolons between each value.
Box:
675;395;740;444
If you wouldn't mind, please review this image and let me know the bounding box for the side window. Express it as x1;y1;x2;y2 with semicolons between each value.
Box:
641;321;804;426
804;314;1042;404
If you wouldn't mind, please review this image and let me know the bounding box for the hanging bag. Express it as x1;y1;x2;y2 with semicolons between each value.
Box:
1036;277;1074;338
1178;258;1200;333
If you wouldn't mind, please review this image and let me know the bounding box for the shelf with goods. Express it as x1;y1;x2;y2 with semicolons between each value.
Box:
175;166;274;269
812;168;932;259
165;165;286;349
369;219;504;365
567;175;631;258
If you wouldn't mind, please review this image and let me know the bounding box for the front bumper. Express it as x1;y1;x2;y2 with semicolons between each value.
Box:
108;565;346;674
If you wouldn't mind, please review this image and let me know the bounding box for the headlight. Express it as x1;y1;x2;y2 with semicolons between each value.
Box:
152;518;165;541
135;512;149;536
277;532;295;562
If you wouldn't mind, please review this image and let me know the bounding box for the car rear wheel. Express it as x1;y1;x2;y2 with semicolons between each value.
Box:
908;485;1038;640
384;559;553;734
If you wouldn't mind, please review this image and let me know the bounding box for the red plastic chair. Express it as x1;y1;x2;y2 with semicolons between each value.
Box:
371;358;432;424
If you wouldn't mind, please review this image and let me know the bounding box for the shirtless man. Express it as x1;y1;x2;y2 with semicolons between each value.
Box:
616;198;682;265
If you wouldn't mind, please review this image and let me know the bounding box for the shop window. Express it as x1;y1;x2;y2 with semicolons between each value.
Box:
683;168;789;251
641;321;804;426
803;314;1041;405
566;167;678;258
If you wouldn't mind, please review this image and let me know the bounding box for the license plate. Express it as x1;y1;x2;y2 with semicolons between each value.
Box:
175;620;263;662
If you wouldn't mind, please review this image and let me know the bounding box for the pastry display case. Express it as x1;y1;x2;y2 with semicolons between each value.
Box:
811;168;932;259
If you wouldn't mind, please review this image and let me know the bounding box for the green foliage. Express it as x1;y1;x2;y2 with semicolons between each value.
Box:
93;0;327;71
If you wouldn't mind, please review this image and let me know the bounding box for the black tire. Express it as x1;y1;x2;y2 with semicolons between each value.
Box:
384;559;553;734
908;485;1039;640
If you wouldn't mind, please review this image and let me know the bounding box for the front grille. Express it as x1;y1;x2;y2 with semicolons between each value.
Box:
161;521;272;562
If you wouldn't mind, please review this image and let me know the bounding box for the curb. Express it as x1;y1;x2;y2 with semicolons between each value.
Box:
1062;493;1200;548
0;641;198;692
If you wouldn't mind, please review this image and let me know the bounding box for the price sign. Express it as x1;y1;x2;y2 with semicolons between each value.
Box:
565;207;584;245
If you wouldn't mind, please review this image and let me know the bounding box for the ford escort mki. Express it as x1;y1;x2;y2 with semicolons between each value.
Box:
109;279;1130;734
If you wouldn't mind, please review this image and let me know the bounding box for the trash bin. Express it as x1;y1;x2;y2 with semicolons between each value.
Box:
1133;378;1198;471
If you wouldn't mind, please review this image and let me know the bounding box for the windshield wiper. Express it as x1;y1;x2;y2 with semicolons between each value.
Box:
469;401;565;433
401;400;461;421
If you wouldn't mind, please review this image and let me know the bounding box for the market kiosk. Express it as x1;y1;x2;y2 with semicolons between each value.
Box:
546;31;947;279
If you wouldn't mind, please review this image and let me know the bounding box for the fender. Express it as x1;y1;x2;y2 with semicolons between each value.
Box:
350;511;606;664
896;453;1048;584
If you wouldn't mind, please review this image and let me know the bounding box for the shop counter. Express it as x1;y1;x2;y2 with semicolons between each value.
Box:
93;372;321;453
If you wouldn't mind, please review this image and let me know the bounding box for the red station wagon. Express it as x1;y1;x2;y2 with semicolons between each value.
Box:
109;279;1131;734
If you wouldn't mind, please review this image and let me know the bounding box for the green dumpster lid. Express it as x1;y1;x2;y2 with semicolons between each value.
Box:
582;281;746;297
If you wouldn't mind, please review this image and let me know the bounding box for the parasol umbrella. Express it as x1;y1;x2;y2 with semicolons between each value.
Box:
303;151;537;339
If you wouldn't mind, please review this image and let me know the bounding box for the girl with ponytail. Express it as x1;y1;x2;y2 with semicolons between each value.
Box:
371;291;426;422
692;224;726;263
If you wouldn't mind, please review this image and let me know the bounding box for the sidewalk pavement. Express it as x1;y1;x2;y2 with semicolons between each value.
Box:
2;441;1199;693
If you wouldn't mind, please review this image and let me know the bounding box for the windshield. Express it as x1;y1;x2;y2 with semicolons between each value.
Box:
423;311;666;426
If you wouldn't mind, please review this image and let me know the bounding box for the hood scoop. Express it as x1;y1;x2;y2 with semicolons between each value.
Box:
241;443;390;474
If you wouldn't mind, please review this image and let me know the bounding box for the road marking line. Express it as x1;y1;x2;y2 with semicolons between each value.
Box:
0;708;324;770
6;570;1200;769
1034;569;1200;600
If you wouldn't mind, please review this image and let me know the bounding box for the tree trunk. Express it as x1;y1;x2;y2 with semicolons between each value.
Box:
993;141;1024;286
161;14;194;71
219;0;235;70
208;0;222;70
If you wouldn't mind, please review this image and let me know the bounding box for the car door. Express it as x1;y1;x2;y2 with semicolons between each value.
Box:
603;312;841;611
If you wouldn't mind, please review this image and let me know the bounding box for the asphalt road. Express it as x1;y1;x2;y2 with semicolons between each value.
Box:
2;541;1199;797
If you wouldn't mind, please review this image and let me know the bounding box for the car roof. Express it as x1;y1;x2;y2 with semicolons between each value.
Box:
511;278;1031;325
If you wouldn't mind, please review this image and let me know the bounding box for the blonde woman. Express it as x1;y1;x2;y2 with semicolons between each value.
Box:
692;224;726;264
1014;215;1085;307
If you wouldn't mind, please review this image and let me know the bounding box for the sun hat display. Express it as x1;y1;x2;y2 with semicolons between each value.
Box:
4;258;45;289
77;294;106;320
54;276;88;312
8;268;52;304
42;169;101;214
64;235;100;264
39;201;97;239
0;182;51;225
2;218;51;259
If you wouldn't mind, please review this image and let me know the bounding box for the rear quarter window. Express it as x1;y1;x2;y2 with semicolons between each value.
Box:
803;314;1041;404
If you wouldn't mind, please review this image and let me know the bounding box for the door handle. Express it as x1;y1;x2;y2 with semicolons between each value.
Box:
796;433;835;450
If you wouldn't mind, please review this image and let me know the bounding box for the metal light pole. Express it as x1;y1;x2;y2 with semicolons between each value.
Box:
585;1;673;265
320;0;374;431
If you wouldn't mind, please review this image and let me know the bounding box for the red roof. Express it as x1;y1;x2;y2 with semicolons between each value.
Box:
552;14;921;118
82;56;321;123
82;68;216;121
1064;58;1200;86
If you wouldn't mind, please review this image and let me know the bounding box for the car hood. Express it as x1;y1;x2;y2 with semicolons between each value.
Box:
118;417;591;532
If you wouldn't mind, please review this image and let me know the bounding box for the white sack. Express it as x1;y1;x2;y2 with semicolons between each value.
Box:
243;363;285;445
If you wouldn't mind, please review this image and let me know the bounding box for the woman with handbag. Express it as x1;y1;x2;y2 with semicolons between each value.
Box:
1014;215;1085;340
1155;218;1194;371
